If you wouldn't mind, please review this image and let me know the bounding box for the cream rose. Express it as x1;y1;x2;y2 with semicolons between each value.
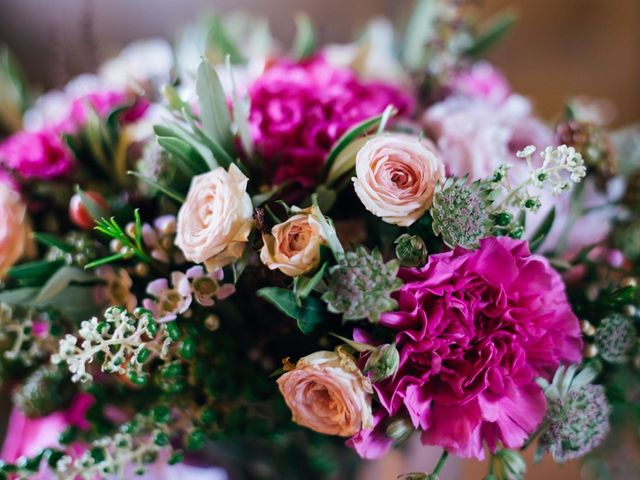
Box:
176;164;253;270
0;183;33;278
277;350;373;437
352;133;445;227
260;206;327;277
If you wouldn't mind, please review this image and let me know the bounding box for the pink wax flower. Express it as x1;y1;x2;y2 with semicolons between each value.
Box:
0;129;74;180
423;94;553;179
1;392;94;463
449;62;511;104
351;237;582;460
143;272;192;322
248;56;413;187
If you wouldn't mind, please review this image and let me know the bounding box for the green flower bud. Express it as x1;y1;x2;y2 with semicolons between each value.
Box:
395;234;428;267
385;417;414;442
489;449;526;480
363;343;400;383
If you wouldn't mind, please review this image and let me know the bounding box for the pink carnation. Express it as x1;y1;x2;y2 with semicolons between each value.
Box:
248;56;412;187
350;237;582;460
64;90;149;132
0;129;74;179
449;62;511;104
423;94;553;179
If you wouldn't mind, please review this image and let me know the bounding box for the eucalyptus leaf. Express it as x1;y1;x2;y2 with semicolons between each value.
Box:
323;108;396;181
227;55;253;158
257;287;326;334
207;16;245;65
35;266;96;304
291;14;316;60
196;59;234;154
156;135;207;174
402;0;439;70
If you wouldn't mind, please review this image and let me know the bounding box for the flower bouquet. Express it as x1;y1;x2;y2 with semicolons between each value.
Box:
0;1;638;479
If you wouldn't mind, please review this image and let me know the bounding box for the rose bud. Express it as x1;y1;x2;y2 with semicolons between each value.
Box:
69;191;109;230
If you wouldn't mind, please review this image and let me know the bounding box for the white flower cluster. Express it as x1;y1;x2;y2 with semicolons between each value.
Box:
54;428;171;479
493;144;587;213
0;303;50;366
52;306;172;383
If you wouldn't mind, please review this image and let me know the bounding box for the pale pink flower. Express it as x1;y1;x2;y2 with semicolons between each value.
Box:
176;165;253;270
143;272;192;322
0;182;33;278
260;206;327;277
277;350;373;437
352;133;445;226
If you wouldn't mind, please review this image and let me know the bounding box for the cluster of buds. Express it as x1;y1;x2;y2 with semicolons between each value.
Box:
53;413;182;479
45;232;103;268
53;306;173;384
0;303;56;366
555;119;616;187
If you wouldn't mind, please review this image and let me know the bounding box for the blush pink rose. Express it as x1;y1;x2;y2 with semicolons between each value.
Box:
176;164;253;270
0;182;33;278
260;206;327;277
352;134;445;226
277;350;373;437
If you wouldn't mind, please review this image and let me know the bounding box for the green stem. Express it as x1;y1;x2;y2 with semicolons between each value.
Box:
432;450;449;477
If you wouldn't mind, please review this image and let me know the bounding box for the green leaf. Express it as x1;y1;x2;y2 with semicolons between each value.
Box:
227;55;253;158
75;186;109;221
8;259;65;281
257;288;326;334
33;232;74;254
465;12;517;57
196;59;234;154
376;104;396;135
314;185;337;213
291;14;316;60
295;262;328;300
529;206;556;253
127;171;186;203
182;113;235;170
402;0;440;70
35;266;96;303
251;181;292;207
206;16;245;65
156;135;207;174
0;286;100;322
325;136;367;187
322;107;396;181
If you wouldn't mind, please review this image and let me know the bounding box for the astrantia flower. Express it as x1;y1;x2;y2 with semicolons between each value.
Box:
352;237;582;460
323;247;402;322
431;176;494;248
595;313;637;363
142;272;192;322
0;129;74;179
537;365;611;462
248;56;412;188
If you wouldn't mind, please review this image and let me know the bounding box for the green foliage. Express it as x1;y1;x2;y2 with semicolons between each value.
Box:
257;287;327;334
291;13;316;60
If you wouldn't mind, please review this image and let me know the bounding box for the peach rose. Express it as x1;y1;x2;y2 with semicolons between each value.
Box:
176;164;253;270
352;133;445;227
0;182;32;278
277;350;373;437
260;206;327;277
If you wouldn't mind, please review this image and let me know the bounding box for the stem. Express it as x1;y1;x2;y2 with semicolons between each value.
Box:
432;450;449;477
520;419;549;451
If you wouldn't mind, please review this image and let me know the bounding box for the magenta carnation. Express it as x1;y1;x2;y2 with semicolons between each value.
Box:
248;57;412;187
64;90;149;132
0;129;75;180
350;237;582;460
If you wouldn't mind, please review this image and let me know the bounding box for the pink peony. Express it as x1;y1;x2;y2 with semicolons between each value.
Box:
248;56;412;187
423;94;553;179
449;62;511;104
0;129;74;179
351;237;582;460
1;393;94;463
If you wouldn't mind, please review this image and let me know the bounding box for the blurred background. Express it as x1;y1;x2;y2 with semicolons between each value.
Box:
0;1;638;479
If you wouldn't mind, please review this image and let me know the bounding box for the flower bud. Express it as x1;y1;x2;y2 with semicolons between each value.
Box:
385;417;414;442
363;343;400;383
395;234;428;267
489;449;526;480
